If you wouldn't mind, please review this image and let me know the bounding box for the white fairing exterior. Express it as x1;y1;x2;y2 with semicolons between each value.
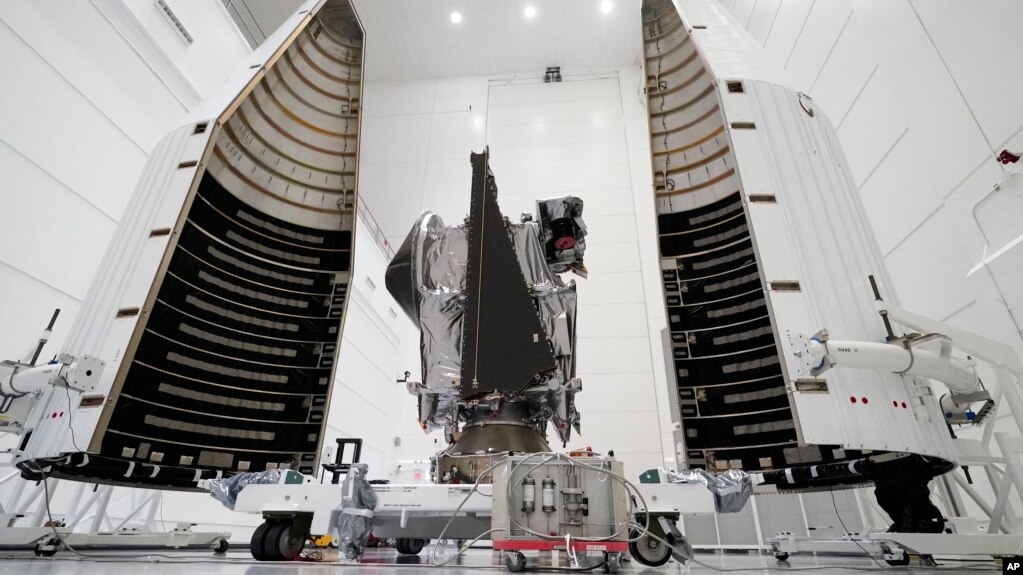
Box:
729;82;956;463
673;0;787;86
24;123;212;460
668;1;957;467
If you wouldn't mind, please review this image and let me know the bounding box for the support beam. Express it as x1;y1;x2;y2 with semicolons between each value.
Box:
89;486;114;534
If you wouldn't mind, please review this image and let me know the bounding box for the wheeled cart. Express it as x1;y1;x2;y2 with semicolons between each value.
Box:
494;539;628;573
230;451;715;563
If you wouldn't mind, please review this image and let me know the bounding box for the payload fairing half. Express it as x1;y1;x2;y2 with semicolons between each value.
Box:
12;0;365;489
642;0;957;510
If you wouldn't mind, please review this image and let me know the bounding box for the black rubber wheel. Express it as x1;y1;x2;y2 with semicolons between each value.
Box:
212;538;229;554
505;551;526;572
406;538;426;554
774;553;789;562
250;521;272;560
395;537;427;555
605;552;622;573
262;522;304;561
629;531;671;567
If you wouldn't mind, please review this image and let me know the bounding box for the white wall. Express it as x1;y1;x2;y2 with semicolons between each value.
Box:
121;0;251;96
487;75;671;476
0;0;250;363
358;76;489;244
325;221;419;480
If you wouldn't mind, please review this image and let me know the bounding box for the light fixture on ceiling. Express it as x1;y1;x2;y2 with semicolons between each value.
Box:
450;11;463;24
599;0;613;14
524;5;537;18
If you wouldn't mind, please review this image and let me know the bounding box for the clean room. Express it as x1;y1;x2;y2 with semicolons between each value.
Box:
1;0;1022;573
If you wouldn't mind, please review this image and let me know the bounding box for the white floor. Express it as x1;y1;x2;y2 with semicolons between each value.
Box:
0;548;1003;574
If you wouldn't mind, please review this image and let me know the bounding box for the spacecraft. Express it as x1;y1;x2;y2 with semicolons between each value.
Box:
385;151;588;483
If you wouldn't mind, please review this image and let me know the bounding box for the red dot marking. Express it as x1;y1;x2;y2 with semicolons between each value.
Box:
59;411;64;417
893;400;898;407
862;397;869;404
849;396;857;403
51;412;58;418
901;402;907;409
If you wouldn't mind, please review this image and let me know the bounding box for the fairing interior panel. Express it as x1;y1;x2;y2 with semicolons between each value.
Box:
643;0;797;472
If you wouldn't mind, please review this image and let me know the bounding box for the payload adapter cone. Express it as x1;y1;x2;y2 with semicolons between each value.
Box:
385;151;588;483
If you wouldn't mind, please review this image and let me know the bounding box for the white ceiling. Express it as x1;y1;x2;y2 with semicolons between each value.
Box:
352;0;643;81
228;0;643;80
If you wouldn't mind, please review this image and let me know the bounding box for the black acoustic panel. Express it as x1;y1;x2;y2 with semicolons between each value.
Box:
96;173;346;481
21;453;227;489
657;192;743;234
121;362;319;423
157;274;341;341
131;326;333;395
188;194;349;271
671;267;763;306
674;238;758;281
682;408;796;450
199;176;351;250
665;289;766;332
675;345;782;387
681;316;777;357
104;395;322;454
459;152;557;397
144;302;331;368
165;249;339;318
653;177;794;473
681;375;789;417
659;224;749;258
687;445;794;472
176;222;341;293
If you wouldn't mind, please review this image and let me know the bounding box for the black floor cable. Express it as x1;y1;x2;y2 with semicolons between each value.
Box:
829;483;885;567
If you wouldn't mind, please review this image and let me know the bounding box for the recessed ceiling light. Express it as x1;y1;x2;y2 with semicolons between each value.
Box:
600;0;613;14
450;11;462;24
524;5;537;18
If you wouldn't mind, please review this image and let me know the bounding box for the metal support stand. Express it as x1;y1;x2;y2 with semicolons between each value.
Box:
768;531;1023;566
321;437;363;484
770;304;1023;563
